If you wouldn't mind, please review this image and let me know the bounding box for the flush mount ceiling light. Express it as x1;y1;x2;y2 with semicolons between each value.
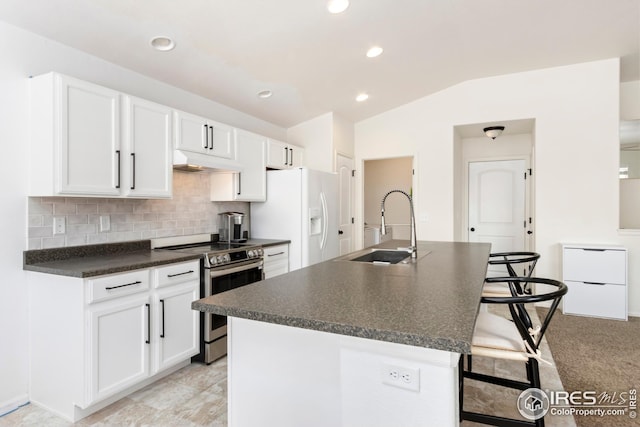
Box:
366;46;384;58
257;90;272;99
483;126;505;140
150;36;175;51
356;93;369;102
327;0;349;14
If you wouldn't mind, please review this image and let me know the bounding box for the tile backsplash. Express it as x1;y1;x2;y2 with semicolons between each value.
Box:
28;171;250;249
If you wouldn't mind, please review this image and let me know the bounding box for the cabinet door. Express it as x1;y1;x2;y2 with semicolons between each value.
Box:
266;139;289;169
207;120;235;160
290;145;305;168
87;294;150;403
235;129;266;201
155;282;200;372
58;75;121;196
174;110;207;153
123;96;172;198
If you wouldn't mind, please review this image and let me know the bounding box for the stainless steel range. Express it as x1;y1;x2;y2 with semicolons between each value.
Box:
158;239;264;364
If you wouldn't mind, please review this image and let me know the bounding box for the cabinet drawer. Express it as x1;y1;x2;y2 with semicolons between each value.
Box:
88;270;150;304
264;245;288;262
562;248;626;284
155;260;200;288
563;280;627;320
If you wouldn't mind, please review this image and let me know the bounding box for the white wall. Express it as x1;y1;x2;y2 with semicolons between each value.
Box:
287;112;355;173
288;112;334;172
363;157;413;225
0;20;286;411
355;59;640;315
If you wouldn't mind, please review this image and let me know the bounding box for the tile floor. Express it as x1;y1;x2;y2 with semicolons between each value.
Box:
1;306;577;426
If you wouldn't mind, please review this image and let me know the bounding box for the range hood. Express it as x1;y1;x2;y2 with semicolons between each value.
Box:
173;149;242;172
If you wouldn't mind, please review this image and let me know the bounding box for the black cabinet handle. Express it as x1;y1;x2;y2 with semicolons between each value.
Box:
167;270;194;278
203;124;209;149
115;150;121;189
145;303;150;344
289;148;293;166
130;152;136;190
237;172;242;195
160;299;165;338
584;281;606;286
284;146;289;165
209;125;214;150
105;280;142;290
470;227;475;232
267;252;285;257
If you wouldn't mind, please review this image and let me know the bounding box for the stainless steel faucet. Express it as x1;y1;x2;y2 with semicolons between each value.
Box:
380;190;417;258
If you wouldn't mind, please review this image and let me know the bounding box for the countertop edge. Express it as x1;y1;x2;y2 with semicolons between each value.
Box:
24;253;202;278
191;300;471;354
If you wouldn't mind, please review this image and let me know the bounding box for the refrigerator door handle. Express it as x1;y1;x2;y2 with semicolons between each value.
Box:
320;191;328;250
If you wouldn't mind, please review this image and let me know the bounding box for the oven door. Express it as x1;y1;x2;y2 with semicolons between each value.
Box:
204;259;264;343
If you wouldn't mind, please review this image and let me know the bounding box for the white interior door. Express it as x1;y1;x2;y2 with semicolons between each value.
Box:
337;154;354;255
468;160;526;275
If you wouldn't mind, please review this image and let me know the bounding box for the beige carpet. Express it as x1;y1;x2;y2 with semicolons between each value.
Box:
537;308;639;427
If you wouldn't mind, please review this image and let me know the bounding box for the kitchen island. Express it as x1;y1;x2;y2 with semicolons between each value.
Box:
193;240;490;427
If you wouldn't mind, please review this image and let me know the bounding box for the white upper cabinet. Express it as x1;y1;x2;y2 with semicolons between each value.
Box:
210;129;267;202
266;139;304;169
31;73;121;196
174;110;234;160
29;72;172;198
123;96;172;198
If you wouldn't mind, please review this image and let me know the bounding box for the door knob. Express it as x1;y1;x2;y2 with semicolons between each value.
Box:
527;230;533;235
470;227;475;232
338;230;344;235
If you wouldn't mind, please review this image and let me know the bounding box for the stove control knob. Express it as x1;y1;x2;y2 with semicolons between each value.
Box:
257;248;264;257
248;249;256;258
209;256;217;266
222;254;231;264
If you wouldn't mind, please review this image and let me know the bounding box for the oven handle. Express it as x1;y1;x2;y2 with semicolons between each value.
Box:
209;260;263;278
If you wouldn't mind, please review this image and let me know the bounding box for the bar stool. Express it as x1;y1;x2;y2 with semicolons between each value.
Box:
483;252;540;297
460;277;568;427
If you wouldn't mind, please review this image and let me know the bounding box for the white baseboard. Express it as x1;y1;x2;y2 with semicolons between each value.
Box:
0;394;29;418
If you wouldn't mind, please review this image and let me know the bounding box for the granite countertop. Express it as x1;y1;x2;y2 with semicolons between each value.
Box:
192;239;491;354
23;240;202;278
23;238;291;278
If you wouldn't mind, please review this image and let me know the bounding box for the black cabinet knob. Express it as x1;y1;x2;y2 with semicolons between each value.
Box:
527;230;533;235
470;227;475;232
338;230;344;235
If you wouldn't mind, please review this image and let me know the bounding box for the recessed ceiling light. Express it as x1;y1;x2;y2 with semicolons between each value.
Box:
366;46;383;58
356;93;369;102
327;0;349;14
150;36;175;51
257;90;273;99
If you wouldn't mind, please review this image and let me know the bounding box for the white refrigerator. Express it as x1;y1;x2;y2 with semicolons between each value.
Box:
250;168;339;271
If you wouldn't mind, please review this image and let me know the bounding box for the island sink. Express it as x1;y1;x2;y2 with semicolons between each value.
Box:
337;247;431;264
349;249;412;264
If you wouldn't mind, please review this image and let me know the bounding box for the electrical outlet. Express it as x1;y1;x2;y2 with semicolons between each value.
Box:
381;363;420;392
53;217;66;235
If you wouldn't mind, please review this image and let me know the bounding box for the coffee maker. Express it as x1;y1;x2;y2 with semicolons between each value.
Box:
219;212;247;242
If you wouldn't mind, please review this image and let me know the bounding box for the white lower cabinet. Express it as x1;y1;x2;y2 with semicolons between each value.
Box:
263;244;289;279
88;291;151;403
29;260;200;422
154;263;200;372
562;244;627;320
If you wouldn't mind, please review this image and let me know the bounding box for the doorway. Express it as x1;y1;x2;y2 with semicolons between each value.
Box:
454;119;535;273
363;157;414;245
337;154;354;255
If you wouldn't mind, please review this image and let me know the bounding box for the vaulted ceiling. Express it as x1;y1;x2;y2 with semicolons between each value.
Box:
1;0;638;127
